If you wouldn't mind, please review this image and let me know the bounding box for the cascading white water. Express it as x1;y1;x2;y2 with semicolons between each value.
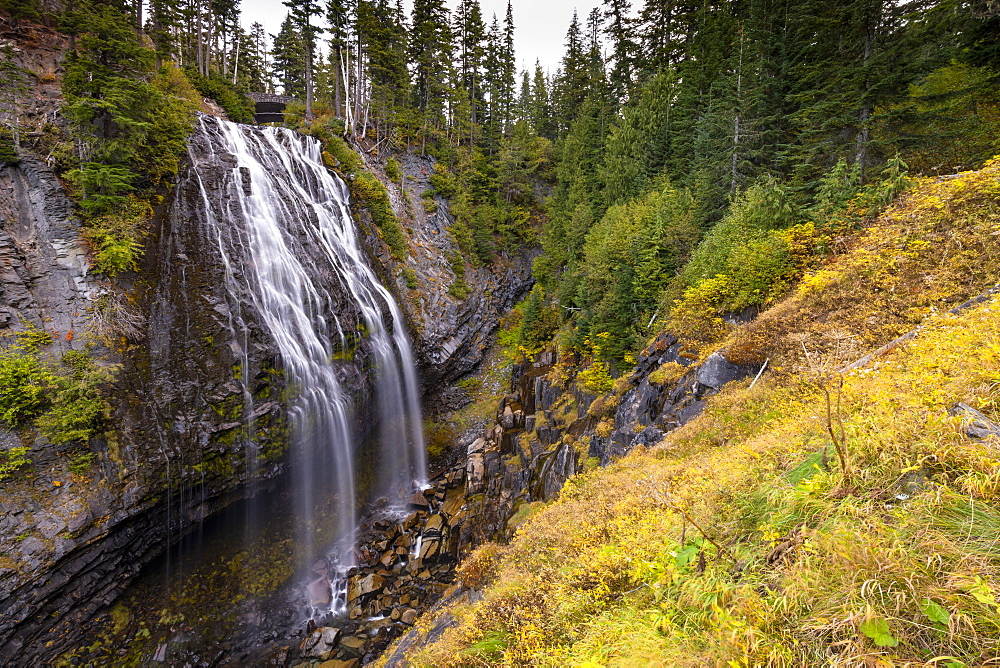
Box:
186;115;426;582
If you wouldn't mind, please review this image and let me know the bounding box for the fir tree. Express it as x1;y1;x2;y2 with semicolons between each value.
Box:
272;13;306;98
282;0;321;120
603;0;636;103
409;0;452;129
326;0;355;118
453;0;486;142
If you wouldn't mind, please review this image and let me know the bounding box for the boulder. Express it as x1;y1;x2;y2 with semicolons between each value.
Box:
318;659;359;668
696;351;755;393
501;405;516;430
406;492;430;510
299;627;342;660
423;514;445;534
466;452;485;494
630;425;664;449
950;402;1000;440
347;573;386;603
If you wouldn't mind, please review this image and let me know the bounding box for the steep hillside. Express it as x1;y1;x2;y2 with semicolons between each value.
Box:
381;162;1000;666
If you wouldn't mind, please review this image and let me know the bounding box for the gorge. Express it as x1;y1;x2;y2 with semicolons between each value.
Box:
3;0;1000;664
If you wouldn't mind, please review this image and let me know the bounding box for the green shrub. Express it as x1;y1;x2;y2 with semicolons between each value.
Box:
36;351;115;445
325;135;364;173
386;158;402;182
12;324;55;352
577;358;614;394
0;0;39;19
0;138;19;165
682;178;800;286
37;375;109;444
0;446;31;481
401;267;418;289
421;191;438;213
68;450;97;475
184;67;255;123
352;172;408;259
0;339;115;444
65;163;137;216
428;164;459;198
447;250;471;299
81;195;150;275
0;354;52;424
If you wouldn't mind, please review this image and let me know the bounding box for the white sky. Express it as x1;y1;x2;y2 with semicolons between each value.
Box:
238;0;602;75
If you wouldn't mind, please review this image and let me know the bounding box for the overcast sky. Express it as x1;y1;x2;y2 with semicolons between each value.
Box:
238;0;603;75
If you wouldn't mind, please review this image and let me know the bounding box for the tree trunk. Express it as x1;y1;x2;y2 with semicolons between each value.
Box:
855;0;876;179
334;56;342;119
305;35;313;121
196;7;203;75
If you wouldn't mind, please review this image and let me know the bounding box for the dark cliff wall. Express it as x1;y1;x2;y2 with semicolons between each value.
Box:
0;125;371;660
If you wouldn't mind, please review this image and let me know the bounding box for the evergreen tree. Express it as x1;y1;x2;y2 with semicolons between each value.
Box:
357;0;409;134
482;13;504;148
603;0;636;103
282;0;321;119
530;61;554;139
326;0;355;118
410;0;452;130
453;0;486;142
783;0;935;183
500;1;517;132
272;13;306;97
551;11;590;134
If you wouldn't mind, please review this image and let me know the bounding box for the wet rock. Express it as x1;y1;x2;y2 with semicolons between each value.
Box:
348;574;386;602
308;576;333;606
340;636;367;652
153;644;168;662
406;493;430;510
300;627;342;660
318;659;360;668
423;514;445;534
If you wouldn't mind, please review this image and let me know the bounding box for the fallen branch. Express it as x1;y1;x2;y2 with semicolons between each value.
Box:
840;284;1000;373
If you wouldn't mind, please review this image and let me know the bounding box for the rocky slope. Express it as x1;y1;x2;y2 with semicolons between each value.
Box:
374;162;1000;666
352;146;536;401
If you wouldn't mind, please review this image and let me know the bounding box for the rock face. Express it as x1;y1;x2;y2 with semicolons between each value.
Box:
353;149;536;397
0;119;384;660
0;155;113;660
0;155;92;346
0;17;69;135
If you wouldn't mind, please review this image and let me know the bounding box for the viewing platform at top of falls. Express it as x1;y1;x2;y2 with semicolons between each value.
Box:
249;92;296;124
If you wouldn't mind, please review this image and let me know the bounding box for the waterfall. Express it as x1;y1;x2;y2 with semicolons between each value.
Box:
186;115;426;580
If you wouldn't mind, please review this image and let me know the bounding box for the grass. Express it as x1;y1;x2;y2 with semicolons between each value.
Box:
382;160;1000;667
